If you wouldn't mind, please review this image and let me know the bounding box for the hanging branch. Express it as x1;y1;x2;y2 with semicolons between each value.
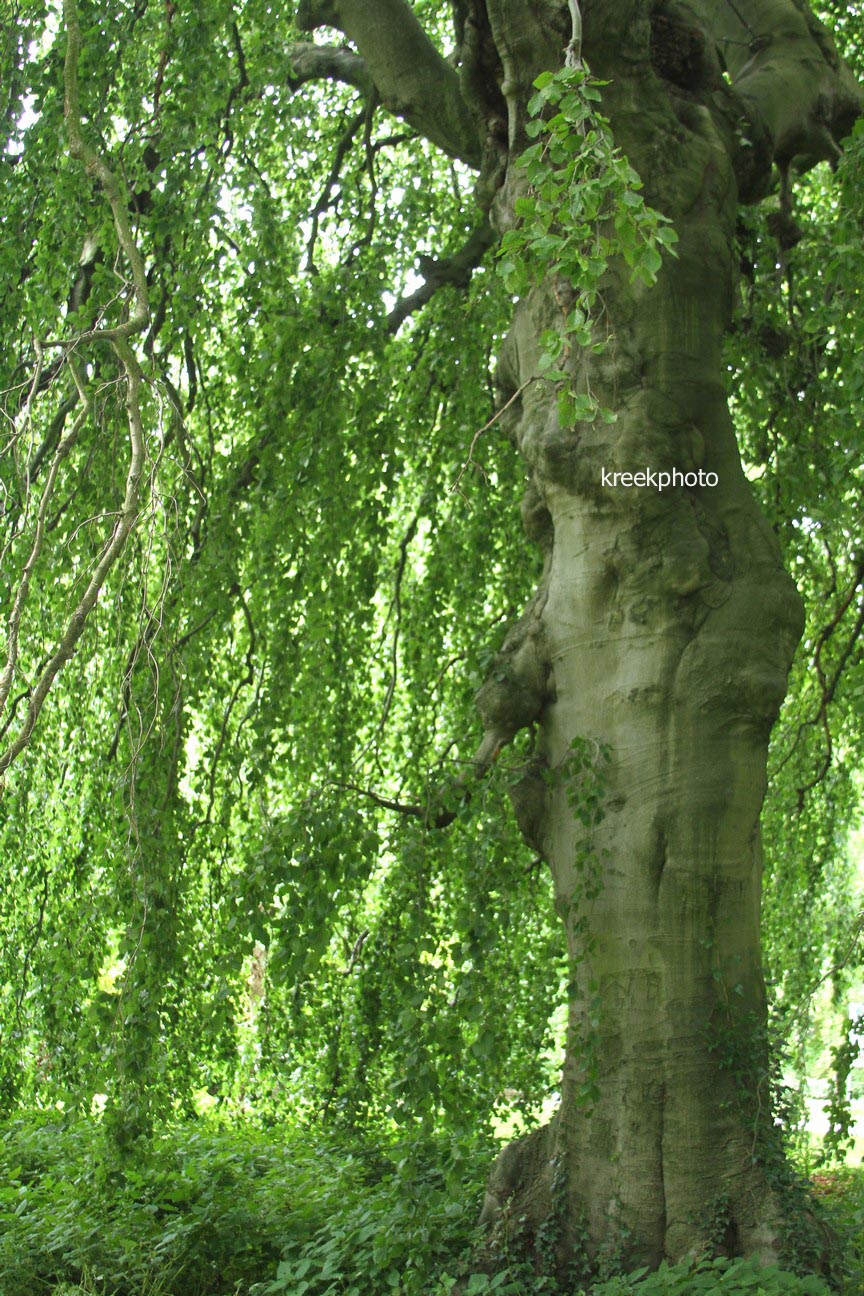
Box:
795;578;864;809
218;20;250;158
202;585;258;827
305;109;365;272
376;510;420;741
0;0;151;779
344;91;381;264
770;555;864;804
61;0;149;344
106;609;162;763
0;357;90;734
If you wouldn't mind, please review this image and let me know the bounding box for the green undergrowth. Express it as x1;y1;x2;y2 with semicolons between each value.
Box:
587;1257;832;1296
0;1113;490;1296
0;1115;863;1296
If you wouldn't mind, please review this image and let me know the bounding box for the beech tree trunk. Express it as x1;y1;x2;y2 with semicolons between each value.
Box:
474;0;857;1273
485;85;798;1274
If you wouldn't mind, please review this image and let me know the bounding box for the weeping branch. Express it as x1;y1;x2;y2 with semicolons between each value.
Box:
306;109;366;272
60;0;149;343
0;0;151;779
794;562;864;808
771;556;864;802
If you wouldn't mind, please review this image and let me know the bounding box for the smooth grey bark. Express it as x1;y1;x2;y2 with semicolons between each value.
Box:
701;0;860;167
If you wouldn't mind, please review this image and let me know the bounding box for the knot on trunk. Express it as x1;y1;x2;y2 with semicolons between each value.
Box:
474;591;553;772
521;478;554;552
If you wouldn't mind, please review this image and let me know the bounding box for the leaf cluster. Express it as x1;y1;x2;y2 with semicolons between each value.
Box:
497;65;677;426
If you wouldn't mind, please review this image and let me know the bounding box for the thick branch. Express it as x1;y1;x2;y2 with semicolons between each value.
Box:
297;0;481;166
700;0;862;174
288;41;373;96
386;218;496;332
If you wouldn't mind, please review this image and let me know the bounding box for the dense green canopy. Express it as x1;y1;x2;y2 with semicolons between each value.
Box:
0;0;862;1157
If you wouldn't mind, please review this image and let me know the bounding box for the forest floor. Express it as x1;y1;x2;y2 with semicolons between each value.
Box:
0;1110;863;1296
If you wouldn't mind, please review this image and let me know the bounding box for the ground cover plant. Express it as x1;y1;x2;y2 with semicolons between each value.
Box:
0;1116;300;1295
0;1115;864;1296
0;1116;491;1296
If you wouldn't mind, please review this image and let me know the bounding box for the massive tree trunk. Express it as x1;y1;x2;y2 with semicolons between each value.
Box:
476;0;859;1271
297;0;860;1273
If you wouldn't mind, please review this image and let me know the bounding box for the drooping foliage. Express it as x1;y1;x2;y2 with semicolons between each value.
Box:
0;0;862;1154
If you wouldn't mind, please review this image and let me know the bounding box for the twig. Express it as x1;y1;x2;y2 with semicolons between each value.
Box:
450;378;534;495
332;779;458;829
